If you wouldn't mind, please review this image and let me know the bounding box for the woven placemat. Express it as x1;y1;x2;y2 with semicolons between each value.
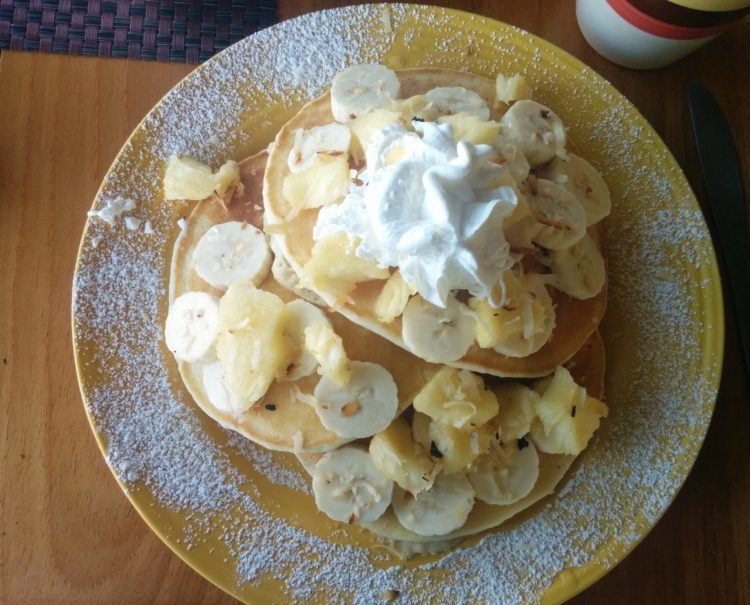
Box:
0;0;276;63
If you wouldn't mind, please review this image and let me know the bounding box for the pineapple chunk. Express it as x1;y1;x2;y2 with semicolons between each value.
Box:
301;234;389;302
529;366;608;455
347;107;402;162
374;271;416;323
491;383;539;441
504;194;532;229
163;156;216;201
411;411;432;451
503;195;539;250
387;95;440;125
469;295;503;349
438;112;501;146
213;160;241;197
412;412;491;475
304;322;351;386
216;281;291;409
495;74;534;104
370;417;434;493
281;154;350;210
413;367;499;429
468;270;553;357
164;156;241;201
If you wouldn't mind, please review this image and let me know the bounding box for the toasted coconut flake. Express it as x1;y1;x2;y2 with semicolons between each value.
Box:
292;430;304;453
294;386;317;406
341;401;360;416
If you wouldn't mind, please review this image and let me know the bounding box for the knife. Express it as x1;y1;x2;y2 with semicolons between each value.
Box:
688;82;750;380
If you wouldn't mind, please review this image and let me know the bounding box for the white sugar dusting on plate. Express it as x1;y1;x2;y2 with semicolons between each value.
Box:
72;5;720;604
225;431;311;494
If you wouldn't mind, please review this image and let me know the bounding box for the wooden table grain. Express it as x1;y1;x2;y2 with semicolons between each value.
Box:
1;2;748;603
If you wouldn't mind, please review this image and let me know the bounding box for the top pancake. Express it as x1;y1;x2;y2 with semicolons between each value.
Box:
263;68;607;378
170;152;437;453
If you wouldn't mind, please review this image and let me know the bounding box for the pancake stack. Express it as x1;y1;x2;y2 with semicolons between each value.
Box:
164;65;610;557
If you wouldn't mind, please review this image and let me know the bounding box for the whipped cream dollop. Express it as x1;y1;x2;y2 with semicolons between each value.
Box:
314;122;518;308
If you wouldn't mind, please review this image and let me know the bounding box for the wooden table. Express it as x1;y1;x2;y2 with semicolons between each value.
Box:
1;2;749;603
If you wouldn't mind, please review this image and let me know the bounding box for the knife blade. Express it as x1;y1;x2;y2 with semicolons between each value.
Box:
688;82;750;380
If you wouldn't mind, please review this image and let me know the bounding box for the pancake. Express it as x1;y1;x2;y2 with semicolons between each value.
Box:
297;329;606;557
263;68;607;378
170;152;437;453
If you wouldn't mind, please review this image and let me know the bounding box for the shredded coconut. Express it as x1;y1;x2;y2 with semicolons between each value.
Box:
124;216;141;231
87;197;136;226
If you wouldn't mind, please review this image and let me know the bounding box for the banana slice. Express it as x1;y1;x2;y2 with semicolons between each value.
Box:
548;234;606;299
525;178;587;250
312;446;393;524
330;64;401;122
469;270;555;358
313;361;398;439
164;291;219;362
288;124;351;173
537;154;611;225
500;100;566;166
469;438;539;505
201;360;242;415
425;87;490;120
369;417;435;494
391;474;475;536
193;221;271;290
401;295;475;363
281;300;331;381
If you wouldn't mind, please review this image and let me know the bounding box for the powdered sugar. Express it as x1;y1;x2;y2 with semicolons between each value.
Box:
73;5;720;604
225;432;310;494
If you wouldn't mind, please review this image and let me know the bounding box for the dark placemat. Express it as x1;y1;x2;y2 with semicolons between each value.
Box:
0;0;276;63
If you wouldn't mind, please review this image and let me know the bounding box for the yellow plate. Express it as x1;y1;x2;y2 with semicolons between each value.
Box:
72;4;723;603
